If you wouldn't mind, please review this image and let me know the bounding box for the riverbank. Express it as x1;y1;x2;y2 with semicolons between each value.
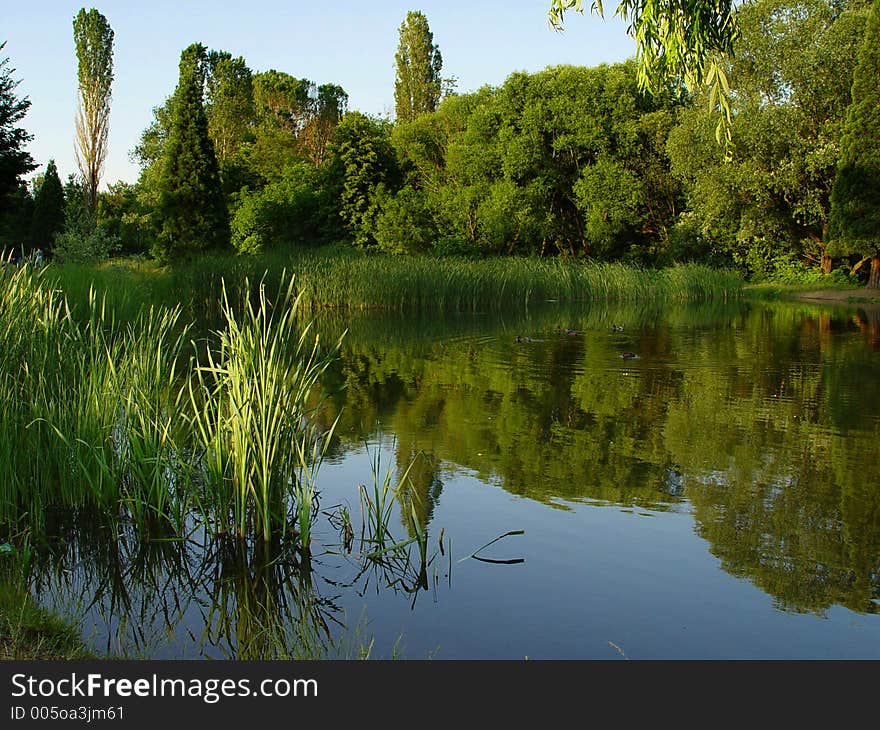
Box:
789;288;880;305
0;580;93;659
45;249;744;322
745;282;880;304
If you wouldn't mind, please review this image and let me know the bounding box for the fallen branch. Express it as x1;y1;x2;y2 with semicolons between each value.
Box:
458;529;524;564
850;257;871;276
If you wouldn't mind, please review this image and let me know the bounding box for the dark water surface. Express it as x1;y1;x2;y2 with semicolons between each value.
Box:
33;299;880;658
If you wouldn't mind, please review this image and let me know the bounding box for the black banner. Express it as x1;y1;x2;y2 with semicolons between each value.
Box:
0;660;872;727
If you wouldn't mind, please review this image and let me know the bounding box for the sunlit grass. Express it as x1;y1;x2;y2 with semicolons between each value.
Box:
0;263;340;552
44;248;744;325
187;275;341;542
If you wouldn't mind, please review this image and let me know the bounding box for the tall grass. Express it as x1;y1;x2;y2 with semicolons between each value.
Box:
206;253;745;314
187;276;341;542
0;262;449;657
0;262;340;551
44;249;744;324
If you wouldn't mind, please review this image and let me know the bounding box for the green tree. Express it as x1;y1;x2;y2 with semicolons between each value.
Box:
667;0;867;276
0;42;35;215
97;181;151;255
394;11;443;122
252;70;312;133
373;186;437;254
230;163;332;253
155;44;229;260
246;70;314;182
325;112;399;247
204;52;254;167
829;0;880;288
73;8;114;214
548;0;738;142
299;84;348;165
0;183;32;255
53;174;118;263
30;160;65;255
395;64;679;257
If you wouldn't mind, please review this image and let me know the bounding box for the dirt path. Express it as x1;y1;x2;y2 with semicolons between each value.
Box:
790;288;880;305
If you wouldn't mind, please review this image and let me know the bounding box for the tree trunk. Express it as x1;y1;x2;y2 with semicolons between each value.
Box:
869;256;880;289
820;253;833;275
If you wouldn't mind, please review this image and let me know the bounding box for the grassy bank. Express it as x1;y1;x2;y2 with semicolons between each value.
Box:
744;282;880;303
46;248;745;322
0;578;93;659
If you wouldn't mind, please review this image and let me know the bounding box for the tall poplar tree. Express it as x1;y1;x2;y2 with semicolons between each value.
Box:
73;8;114;214
829;0;880;288
30;159;65;255
155;44;229;260
394;11;443;122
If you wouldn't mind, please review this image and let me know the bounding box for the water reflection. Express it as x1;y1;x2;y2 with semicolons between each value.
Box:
315;300;880;616
18;299;880;656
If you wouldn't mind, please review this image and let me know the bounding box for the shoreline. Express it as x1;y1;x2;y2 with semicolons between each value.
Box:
745;284;880;308
791;288;880;304
0;580;95;660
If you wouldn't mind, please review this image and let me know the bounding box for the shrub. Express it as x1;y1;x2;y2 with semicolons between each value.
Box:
373;187;436;254
230;165;330;254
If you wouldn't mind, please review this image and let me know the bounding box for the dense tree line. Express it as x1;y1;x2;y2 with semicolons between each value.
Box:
1;2;878;284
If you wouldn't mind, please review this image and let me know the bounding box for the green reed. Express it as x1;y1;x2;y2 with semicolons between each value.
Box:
45;250;744;325
0;264;190;533
186;275;341;542
1;262;343;550
358;447;408;552
282;254;744;312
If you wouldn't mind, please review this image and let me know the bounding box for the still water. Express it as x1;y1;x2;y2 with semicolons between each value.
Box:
32;298;880;658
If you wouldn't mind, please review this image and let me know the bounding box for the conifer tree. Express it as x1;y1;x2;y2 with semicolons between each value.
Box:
829;0;880;287
155;44;229;260
0;42;35;211
394;11;443;122
30;160;65;255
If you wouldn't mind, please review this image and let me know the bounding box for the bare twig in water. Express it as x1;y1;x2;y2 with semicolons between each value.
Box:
458;530;524;564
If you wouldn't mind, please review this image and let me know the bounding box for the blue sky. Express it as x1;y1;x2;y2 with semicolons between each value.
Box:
3;1;636;186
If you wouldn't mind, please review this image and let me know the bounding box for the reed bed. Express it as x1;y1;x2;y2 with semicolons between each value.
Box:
45;250;744;324
246;254;745;313
1;261;467;657
187;277;341;541
0;262;339;551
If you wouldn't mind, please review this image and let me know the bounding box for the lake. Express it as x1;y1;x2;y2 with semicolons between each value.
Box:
28;297;880;658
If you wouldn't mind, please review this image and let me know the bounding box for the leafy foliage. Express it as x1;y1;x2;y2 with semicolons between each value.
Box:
154;45;229;260
325;112;399;247
204;51;254;167
0;42;35;211
829;0;880;283
53;176;119;264
394;11;443;122
96;181;152;256
548;0;739;142
667;0;868;276
373;186;437;254
391;63;680;258
230;164;333;253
